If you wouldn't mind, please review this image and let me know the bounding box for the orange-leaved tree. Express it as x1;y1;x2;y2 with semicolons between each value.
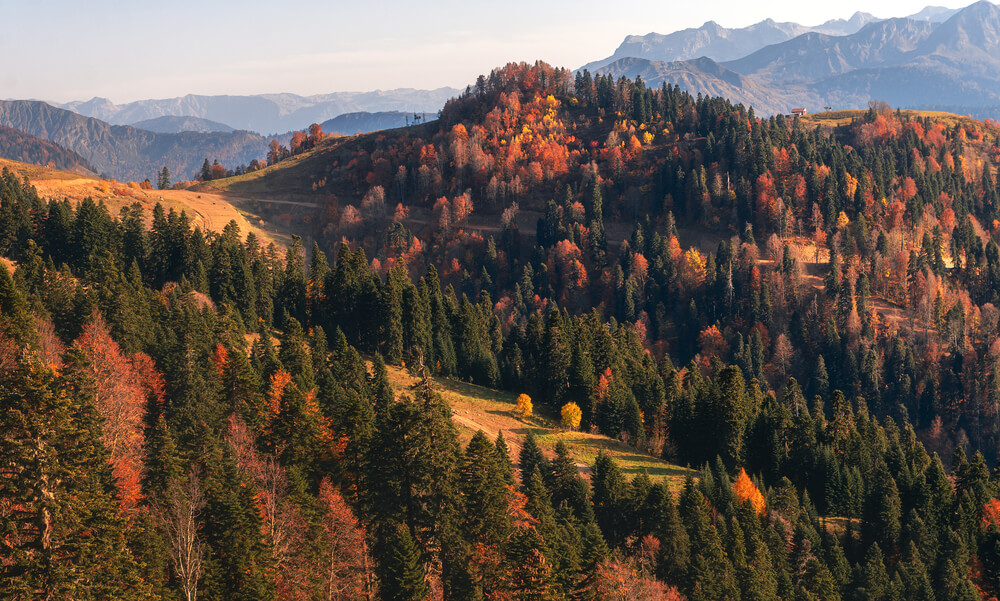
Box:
77;312;156;514
734;468;766;516
561;402;582;429
516;393;533;417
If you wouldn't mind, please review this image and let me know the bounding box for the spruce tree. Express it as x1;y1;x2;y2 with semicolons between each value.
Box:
199;442;276;601
504;527;554;601
383;265;406;364
591;452;627;546
157;166;171;190
549;441;593;523
460;431;512;545
656;489;691;587
0;350;154;600
519;432;549;489
0;261;33;344
494;430;516;486
374;522;429;601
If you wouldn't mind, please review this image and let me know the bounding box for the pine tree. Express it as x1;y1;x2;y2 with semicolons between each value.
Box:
549;441;593;524
199;441;276;601
460;431;513;544
591;452;627;546
0;349;154;600
519;432;549;489
494;430;516;486
383;265;406;364
157;166;172;190
373;522;429;601
0;261;34;344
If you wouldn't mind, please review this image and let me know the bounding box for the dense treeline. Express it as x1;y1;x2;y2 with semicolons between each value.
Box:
3;58;1000;600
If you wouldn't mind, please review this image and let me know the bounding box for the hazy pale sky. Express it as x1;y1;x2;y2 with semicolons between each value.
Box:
0;0;977;103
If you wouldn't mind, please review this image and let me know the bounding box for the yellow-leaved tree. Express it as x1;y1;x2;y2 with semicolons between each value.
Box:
516;393;533;418
734;468;766;516
561;403;582;429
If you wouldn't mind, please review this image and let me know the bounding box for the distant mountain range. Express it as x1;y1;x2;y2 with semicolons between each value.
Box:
582;5;962;73
0;101;444;182
582;12;879;72
589;1;1000;118
129;111;437;137
0;100;268;182
57;88;459;135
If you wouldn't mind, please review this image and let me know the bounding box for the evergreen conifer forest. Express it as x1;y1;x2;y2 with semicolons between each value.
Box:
5;61;1000;600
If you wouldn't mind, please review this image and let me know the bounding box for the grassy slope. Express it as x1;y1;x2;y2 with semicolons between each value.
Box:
198;121;438;199
385;365;693;491
196;145;335;197
0;157;291;247
801;109;986;129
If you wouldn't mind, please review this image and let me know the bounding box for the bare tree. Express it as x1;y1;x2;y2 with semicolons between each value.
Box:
772;333;794;383
317;478;372;600
256;456;297;568
156;471;205;601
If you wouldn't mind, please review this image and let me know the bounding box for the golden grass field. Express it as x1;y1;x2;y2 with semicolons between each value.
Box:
801;108;986;129
385;365;693;491
0;158;291;248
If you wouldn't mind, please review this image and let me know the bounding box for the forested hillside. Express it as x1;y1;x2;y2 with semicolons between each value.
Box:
0;124;96;175
4;60;1000;600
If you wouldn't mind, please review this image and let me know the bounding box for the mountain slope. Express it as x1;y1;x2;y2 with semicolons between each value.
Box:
907;5;963;21
594;56;805;115
724;18;938;83
0;100;268;181
130;115;236;133
913;0;1000;77
580;2;1000;117
0;124;96;175
59;88;460;135
719;2;1000;111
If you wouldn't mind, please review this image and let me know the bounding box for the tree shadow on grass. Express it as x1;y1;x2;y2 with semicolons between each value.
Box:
431;376;515;404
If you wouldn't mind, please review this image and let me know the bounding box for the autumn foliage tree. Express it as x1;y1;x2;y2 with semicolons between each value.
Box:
77;312;158;513
316;478;372;600
517;393;533;417
734;469;766;516
561;402;582;429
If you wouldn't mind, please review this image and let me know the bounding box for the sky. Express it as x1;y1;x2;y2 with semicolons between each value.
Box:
0;0;979;103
